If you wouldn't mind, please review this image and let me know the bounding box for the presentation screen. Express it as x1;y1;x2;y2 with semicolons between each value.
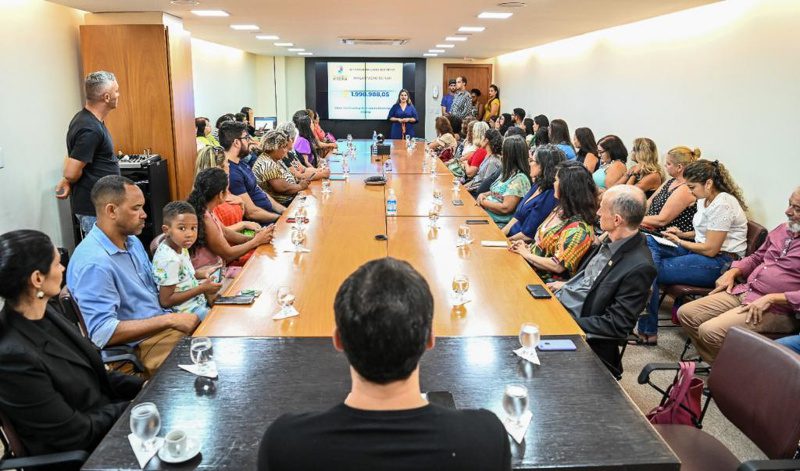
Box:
327;62;404;120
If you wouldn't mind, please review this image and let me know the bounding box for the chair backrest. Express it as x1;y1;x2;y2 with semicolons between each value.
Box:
709;327;800;459
745;220;768;256
58;287;89;338
0;407;28;458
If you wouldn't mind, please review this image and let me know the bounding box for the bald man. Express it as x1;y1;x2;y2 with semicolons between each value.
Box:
679;187;800;363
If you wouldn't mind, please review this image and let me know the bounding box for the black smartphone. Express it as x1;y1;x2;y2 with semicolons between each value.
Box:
526;284;552;299
452;199;464;206
210;267;223;283
214;295;256;305
425;391;456;409
465;219;490;225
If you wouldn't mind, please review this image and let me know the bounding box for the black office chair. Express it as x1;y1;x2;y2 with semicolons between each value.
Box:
0;408;88;470
58;287;145;373
584;332;640;380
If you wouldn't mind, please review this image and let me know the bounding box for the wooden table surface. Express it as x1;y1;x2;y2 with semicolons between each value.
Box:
196;140;583;338
327;140;450;175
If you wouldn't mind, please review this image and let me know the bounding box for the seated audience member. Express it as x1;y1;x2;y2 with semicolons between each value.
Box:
548;119;577;160
641;146;698;232
509;161;597;281
523;118;535;146
678;187;800;362
276;121;330;182
187;168;273;267
593;135;628;192
461;121;490;179
454;116;475;160
257;258;511;470
466;129;503;196
482;84;501;122
573;127;599;173
549;186;657;374
253;130;310;206
503;144;565;241
488;115;498;129
532;114;549;133
533;126;550;148
239;106;256;136
213;113;235;142
449;115;464;140
221;121;285;224
307;109;338;157
636;160;748;346
498;113;513;136
504;126;525;139
625;138;664;198
235;112;254;137
0;230;144;462
512;108;526;128
67;175;199;375
195;117;220;149
427;116;457;162
476;135;532;225
292;111;322;167
152;202;221;320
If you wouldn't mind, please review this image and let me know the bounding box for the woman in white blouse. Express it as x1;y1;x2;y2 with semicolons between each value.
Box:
633;159;748;345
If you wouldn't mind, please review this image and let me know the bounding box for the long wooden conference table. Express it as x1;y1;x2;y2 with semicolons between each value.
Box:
195;140;583;338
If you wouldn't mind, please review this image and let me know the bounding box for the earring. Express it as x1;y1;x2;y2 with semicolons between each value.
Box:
36;290;45;299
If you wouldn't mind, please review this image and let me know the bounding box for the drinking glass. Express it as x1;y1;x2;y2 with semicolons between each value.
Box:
347;134;353;145
427;205;440;228
457;224;471;245
276;286;296;315
294;205;307;228
451;274;470;304
190;337;214;374
502;384;529;427
291;227;306;251
433;189;443;205
519;323;541;356
130;402;161;452
452;177;461;191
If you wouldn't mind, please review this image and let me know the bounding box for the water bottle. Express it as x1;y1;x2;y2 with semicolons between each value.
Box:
372;130;378;143
384;157;393;172
386;189;397;216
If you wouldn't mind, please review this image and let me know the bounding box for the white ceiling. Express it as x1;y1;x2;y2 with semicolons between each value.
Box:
48;0;717;59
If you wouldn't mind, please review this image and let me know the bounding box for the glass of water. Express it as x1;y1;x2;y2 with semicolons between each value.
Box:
190;337;214;374
130;402;161;452
503;384;529;427
291;227;306;251
433;189;443;205
451;274;470;304
452;177;461;191
321;178;331;193
427;205;440;228
347;134;353;145
519;323;541;356
277;286;296;315
457;224;471;245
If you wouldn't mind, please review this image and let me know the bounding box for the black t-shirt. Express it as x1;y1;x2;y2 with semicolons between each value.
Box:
66;108;119;215
258;403;511;471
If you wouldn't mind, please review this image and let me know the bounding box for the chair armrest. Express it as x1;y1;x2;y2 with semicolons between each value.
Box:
0;450;89;469
738;459;800;471
584;333;636;344
101;346;145;372
637;362;711;384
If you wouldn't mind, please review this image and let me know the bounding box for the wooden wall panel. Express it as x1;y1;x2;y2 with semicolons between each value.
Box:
166;26;197;200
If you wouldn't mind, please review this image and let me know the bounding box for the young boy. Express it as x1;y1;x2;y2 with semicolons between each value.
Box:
152;201;221;319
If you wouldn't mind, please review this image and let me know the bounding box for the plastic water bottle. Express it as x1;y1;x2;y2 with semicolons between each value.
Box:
386;189;397;217
372;130;378;144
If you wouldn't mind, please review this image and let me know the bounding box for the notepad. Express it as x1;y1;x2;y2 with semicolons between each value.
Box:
650;235;678;248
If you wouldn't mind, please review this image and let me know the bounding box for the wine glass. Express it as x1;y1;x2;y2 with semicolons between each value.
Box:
276;286;296;316
291;227;306;251
457;224;471;246
519;323;541;356
130;402;161;452
451;274;470;304
502;384;529;427
190;337;214;375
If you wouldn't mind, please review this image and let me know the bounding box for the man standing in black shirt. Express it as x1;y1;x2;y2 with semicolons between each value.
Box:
258;258;511;471
56;71;120;236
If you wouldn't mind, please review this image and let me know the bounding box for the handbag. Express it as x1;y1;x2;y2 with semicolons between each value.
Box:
646;361;703;426
446;159;466;178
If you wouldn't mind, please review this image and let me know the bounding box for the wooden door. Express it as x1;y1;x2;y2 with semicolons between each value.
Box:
442;64;493;118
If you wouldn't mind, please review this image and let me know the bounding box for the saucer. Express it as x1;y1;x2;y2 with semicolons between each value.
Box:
157;437;200;464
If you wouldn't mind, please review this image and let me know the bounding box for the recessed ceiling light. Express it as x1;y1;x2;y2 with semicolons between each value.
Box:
429;49;445;53
423;53;438;57
230;24;259;31
274;42;293;47
171;0;199;5
191;10;229;17
446;36;468;41
288;48;305;52
298;52;313;56
478;12;513;19
458;26;485;32
435;44;455;48
256;35;279;40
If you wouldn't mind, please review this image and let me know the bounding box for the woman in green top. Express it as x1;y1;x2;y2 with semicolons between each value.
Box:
196;117;220;149
476;135;531;225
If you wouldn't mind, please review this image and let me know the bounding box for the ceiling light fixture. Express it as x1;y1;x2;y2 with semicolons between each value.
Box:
423;53;438;57
429;49;445;53
288;48;305;52
478;12;513;19
274;42;294;47
256;35;279;40
436;44;455;48
298;52;313;56
230;24;259;31
191;10;229;17
446;36;468;41
458;26;485;32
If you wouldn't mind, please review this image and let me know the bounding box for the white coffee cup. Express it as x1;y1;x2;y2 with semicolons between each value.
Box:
165;430;187;457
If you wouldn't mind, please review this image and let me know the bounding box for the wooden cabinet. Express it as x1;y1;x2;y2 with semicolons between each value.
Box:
80;24;196;200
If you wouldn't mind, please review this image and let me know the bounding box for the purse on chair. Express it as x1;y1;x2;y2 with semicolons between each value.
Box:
646;361;703;426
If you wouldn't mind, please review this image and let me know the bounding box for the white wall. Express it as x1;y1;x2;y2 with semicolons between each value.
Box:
495;0;800;228
191;38;258;123
0;0;84;247
285;57;308;119
424;58;496;139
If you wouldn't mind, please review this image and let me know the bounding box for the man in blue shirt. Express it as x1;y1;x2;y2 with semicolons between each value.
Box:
221;121;284;223
67;175;200;376
440;79;456;116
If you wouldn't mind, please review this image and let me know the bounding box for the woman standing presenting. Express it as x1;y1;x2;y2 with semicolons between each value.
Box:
387;89;419;139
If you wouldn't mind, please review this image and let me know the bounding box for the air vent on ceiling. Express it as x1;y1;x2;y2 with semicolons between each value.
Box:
339;38;409;46
497;1;526;7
